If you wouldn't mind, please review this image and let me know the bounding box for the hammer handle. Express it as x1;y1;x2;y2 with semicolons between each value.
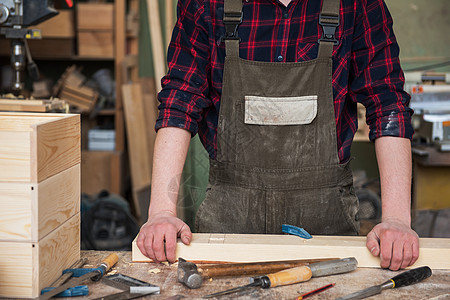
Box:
198;258;335;278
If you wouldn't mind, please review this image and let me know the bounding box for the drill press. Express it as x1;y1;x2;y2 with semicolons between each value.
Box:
0;0;58;94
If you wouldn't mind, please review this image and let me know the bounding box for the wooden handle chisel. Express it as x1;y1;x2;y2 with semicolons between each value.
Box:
336;266;432;300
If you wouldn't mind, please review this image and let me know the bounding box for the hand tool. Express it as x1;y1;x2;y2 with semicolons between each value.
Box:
204;257;357;298
41;258;89;297
336;266;432;300
177;257;337;289
40;253;119;300
102;274;160;294
282;224;312;239
296;283;335;299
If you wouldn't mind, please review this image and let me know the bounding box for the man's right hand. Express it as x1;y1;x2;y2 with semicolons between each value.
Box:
136;212;192;263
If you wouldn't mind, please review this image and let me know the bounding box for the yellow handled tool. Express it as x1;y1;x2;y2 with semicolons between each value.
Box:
204;257;357;298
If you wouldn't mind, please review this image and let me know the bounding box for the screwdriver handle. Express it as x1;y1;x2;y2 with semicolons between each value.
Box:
390;266;432;288
265;266;312;288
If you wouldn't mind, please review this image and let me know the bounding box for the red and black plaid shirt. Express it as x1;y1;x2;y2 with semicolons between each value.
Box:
156;0;413;162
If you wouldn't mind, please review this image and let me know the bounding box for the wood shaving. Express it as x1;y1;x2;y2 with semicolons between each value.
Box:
161;262;169;266
149;268;161;274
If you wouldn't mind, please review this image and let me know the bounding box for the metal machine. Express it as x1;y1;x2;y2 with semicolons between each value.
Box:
406;72;450;152
0;0;58;93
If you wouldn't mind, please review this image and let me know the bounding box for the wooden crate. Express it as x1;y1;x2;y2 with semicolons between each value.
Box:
32;10;75;38
0;113;80;183
0;113;81;298
77;3;114;31
77;31;114;58
0;213;80;298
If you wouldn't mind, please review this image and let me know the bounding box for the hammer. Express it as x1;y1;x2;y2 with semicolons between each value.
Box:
177;257;336;289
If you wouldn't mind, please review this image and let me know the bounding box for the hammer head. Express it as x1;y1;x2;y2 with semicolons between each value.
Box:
177;258;203;289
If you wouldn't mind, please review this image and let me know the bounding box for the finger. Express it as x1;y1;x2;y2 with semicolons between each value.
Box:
400;241;413;269
136;233;149;259
366;230;380;257
389;239;404;271
153;231;167;263
178;223;192;245
164;229;178;263
379;231;393;269
410;239;420;266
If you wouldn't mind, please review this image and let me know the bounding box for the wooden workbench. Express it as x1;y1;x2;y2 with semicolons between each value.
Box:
56;251;450;299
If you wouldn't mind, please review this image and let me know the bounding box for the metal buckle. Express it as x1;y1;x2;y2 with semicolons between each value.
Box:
318;14;339;45
223;12;243;40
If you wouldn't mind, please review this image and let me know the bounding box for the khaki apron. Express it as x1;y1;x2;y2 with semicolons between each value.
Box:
195;0;359;235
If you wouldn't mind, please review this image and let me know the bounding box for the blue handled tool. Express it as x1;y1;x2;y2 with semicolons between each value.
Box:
40;253;119;300
40;286;88;297
282;224;312;239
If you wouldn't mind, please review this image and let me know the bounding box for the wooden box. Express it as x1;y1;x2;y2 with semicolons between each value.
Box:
77;3;114;31
32;10;75;38
77;31;114;58
0;113;81;298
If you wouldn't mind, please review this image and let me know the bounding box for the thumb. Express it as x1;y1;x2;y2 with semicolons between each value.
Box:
366;229;380;257
178;223;192;245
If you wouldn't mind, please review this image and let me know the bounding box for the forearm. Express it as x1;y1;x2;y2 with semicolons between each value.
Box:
375;136;412;226
148;127;191;218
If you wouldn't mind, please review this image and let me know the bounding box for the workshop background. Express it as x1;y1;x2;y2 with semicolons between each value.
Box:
0;0;449;253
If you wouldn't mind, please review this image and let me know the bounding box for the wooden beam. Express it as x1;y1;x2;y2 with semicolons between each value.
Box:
132;233;450;270
147;0;166;93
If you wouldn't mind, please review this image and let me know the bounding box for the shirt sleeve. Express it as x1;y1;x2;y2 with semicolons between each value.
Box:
155;0;212;136
349;0;414;141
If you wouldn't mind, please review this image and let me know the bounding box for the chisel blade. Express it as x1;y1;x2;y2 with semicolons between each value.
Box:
336;285;382;300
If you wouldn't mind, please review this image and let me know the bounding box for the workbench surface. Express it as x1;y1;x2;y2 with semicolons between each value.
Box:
61;251;449;299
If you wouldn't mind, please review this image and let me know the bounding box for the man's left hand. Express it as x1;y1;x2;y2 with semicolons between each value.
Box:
366;220;419;270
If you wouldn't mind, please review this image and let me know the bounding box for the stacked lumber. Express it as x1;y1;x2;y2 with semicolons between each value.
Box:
0;98;66;112
0;112;81;298
54;65;98;112
132;233;450;270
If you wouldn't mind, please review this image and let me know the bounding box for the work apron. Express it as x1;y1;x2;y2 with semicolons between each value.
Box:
195;0;359;235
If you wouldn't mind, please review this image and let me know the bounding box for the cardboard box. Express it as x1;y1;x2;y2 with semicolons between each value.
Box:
77;3;114;31
0;112;81;298
77;31;114;57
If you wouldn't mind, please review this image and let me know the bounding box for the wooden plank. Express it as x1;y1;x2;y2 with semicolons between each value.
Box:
147;0;166;93
132;233;450;269
122;84;152;222
0;213;80;298
0;164;80;241
0;99;66;112
33;114;81;183
31;10;75;38
0;131;31;182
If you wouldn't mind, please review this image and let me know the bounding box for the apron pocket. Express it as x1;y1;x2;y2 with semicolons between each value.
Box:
244;95;317;125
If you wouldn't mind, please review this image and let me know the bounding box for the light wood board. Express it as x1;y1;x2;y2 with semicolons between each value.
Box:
0;113;80;183
0;213;80;298
0;164;80;241
132;233;450;270
147;0;166;93
122;84;152;222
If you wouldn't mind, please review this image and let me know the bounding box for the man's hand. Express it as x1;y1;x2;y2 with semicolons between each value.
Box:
366;219;419;270
137;212;192;263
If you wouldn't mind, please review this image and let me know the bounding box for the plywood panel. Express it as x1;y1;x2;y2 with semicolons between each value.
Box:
132;233;450;270
0;213;80;298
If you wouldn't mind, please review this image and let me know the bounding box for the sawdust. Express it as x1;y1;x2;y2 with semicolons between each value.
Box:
149;268;162;274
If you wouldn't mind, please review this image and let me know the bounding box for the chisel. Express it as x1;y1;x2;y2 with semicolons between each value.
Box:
336;266;432;300
204;257;357;298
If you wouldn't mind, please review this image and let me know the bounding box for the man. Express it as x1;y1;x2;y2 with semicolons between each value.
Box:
137;0;419;271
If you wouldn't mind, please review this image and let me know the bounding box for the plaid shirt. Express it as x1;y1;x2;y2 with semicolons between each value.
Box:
156;0;413;162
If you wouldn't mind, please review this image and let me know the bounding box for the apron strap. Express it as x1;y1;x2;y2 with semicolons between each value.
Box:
318;0;340;59
223;0;243;58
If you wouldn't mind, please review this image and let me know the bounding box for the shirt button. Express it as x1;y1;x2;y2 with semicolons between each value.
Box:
277;55;283;61
283;13;289;19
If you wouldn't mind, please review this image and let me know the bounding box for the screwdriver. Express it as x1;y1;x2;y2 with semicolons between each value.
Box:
336;266;432;300
204;257;357;298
